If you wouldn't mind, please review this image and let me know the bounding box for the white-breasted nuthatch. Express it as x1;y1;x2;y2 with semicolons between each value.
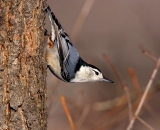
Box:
45;6;114;83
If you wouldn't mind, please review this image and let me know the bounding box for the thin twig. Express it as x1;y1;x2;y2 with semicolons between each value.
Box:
139;45;158;62
71;0;95;42
96;83;160;130
126;57;160;130
75;90;85;121
144;103;160;125
76;104;90;128
93;96;122;111
60;96;76;130
124;87;132;121
97;97;141;130
128;67;141;96
136;116;155;130
98;90;157;130
103;54;133;121
103;54;124;87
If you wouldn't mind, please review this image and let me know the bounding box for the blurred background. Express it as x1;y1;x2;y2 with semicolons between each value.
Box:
45;0;160;130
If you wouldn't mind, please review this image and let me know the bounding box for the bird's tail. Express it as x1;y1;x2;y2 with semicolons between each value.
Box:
45;6;62;30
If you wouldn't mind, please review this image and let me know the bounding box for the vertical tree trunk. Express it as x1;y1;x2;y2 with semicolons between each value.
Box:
0;0;47;130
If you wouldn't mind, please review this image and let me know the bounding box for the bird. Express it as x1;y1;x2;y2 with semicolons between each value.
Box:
45;6;114;83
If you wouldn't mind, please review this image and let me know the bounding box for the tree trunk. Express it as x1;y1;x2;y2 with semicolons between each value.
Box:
0;0;47;130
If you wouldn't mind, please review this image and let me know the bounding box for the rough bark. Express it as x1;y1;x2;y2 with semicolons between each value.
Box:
0;0;47;130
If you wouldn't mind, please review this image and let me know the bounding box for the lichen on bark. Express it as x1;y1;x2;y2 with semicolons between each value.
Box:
0;0;47;130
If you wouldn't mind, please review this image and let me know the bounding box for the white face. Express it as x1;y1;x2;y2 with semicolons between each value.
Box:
71;66;104;82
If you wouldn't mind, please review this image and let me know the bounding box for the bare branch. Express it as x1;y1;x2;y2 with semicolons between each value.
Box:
103;54;133;121
139;45;158;62
126;57;160;130
144;103;160;125
76;104;90;128
60;96;76;130
128;67;141;96
136;116;155;130
71;0;95;42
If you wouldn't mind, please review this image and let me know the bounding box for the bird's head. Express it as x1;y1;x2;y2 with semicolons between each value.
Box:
71;64;114;83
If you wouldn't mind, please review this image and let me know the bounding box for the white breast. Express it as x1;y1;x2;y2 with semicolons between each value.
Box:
46;46;63;79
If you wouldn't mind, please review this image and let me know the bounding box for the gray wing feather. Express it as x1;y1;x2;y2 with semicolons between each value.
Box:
58;31;79;81
46;6;80;81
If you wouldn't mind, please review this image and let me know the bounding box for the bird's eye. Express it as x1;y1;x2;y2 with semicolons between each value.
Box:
94;71;99;75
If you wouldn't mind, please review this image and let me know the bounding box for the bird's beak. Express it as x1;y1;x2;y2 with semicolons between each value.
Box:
103;76;115;83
